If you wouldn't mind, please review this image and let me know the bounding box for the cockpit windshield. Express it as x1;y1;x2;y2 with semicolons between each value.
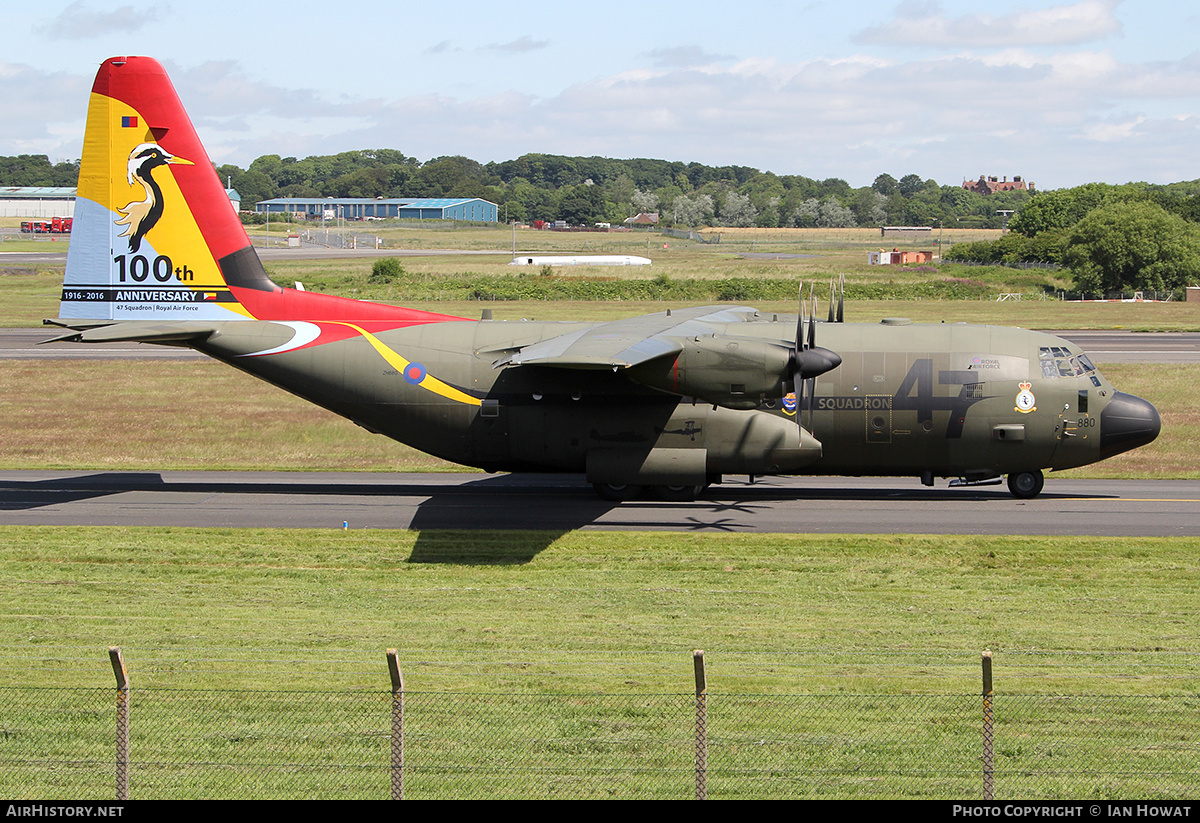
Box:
1039;346;1100;384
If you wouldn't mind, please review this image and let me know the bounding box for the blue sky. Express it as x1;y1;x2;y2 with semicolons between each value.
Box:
3;0;1199;189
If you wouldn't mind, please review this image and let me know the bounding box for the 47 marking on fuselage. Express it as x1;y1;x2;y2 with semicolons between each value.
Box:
813;359;991;439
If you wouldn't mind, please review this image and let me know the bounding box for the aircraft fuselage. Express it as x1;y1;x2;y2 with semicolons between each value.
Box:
193;312;1159;494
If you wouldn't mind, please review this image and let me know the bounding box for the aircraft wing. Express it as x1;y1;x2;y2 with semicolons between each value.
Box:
495;305;767;370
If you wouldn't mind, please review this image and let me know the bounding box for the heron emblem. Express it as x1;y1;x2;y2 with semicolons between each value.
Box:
114;142;193;253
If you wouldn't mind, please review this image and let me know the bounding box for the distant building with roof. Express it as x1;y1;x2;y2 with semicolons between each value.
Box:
0;186;239;216
962;175;1033;195
0;186;77;217
254;197;498;222
624;212;659;226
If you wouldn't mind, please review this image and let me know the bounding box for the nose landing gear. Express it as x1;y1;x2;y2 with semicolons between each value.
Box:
1007;470;1044;499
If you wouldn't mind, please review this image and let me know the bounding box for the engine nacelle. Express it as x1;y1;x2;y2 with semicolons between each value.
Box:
626;336;792;409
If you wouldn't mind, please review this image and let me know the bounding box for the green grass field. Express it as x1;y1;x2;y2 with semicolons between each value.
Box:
3;528;1196;798
2;528;1195;694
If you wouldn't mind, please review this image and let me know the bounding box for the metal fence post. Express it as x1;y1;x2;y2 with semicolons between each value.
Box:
982;650;994;801
693;649;707;800
108;647;129;801
387;649;404;800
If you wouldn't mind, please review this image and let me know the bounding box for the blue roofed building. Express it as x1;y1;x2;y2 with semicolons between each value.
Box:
255;197;498;222
398;198;497;221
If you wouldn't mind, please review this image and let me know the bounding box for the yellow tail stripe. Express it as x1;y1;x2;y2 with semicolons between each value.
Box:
340;323;482;407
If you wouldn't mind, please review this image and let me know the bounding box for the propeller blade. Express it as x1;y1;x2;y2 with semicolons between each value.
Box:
807;286;816;351
791;284;806;420
805;375;815;430
794;283;805;355
837;273;845;323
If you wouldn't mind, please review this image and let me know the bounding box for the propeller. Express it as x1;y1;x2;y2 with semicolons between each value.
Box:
789;282;841;434
830;273;844;323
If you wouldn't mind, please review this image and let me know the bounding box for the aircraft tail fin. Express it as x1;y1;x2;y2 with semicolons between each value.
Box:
61;56;461;327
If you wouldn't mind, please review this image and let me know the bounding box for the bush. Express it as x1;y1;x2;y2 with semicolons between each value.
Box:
369;258;404;284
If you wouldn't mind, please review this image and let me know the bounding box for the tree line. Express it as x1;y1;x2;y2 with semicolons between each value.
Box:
0;155;80;187
10;149;1197;294
945;181;1200;294
221;152;1037;229
2;150;1031;229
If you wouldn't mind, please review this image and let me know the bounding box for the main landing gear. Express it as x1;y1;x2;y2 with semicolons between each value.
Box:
1006;470;1045;499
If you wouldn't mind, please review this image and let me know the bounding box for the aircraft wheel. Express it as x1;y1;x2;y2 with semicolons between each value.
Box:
655;484;705;502
1007;470;1044;499
593;482;644;502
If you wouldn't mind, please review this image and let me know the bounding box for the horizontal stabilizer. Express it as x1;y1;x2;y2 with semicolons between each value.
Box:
41;321;219;345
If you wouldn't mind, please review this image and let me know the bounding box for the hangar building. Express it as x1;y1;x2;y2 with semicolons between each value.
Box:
255;197;498;222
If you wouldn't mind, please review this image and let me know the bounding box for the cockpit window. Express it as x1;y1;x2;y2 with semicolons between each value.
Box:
1039;347;1058;378
1039;347;1097;379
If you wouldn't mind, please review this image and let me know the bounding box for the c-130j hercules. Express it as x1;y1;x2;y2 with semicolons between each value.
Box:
46;57;1161;501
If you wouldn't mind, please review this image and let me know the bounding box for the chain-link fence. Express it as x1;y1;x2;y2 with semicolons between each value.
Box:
2;651;1196;799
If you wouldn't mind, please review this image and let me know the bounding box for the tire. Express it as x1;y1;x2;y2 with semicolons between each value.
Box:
592;482;644;502
1007;470;1044;499
654;484;705;502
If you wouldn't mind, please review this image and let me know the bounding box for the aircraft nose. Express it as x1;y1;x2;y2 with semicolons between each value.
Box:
1099;391;1161;459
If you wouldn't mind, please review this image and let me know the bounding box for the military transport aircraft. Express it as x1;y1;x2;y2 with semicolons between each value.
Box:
45;56;1161;501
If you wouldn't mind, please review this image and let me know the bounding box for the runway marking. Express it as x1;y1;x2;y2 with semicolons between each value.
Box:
1058;497;1200;503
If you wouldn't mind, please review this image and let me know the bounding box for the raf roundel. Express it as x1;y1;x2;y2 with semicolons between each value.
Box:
403;362;427;385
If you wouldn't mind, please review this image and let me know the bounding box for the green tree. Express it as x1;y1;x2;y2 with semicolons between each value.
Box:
1062;201;1200;294
1009;183;1115;237
0;154;80;186
872;173;897;196
672;192;714;227
897;174;924;197
719;190;757;227
557;183;607;225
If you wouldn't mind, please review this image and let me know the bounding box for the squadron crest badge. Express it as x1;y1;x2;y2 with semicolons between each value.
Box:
1014;382;1037;414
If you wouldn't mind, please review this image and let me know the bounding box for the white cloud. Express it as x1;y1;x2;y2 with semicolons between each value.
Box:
642;46;735;68
484;36;550;54
0;62;88;156
856;0;1124;48
7;25;1200;190
40;1;165;40
1082;115;1145;141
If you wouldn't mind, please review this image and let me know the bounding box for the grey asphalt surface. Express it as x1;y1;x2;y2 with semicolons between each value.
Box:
1;471;1197;536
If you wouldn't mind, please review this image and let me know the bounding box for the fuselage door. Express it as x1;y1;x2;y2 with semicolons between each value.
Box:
1059;389;1095;442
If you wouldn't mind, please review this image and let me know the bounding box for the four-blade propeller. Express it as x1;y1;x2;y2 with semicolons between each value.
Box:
790;279;843;433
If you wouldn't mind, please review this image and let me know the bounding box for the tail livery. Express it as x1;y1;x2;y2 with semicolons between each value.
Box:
60;56;461;327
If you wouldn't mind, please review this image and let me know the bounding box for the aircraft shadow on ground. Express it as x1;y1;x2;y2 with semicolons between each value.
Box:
0;472;622;564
